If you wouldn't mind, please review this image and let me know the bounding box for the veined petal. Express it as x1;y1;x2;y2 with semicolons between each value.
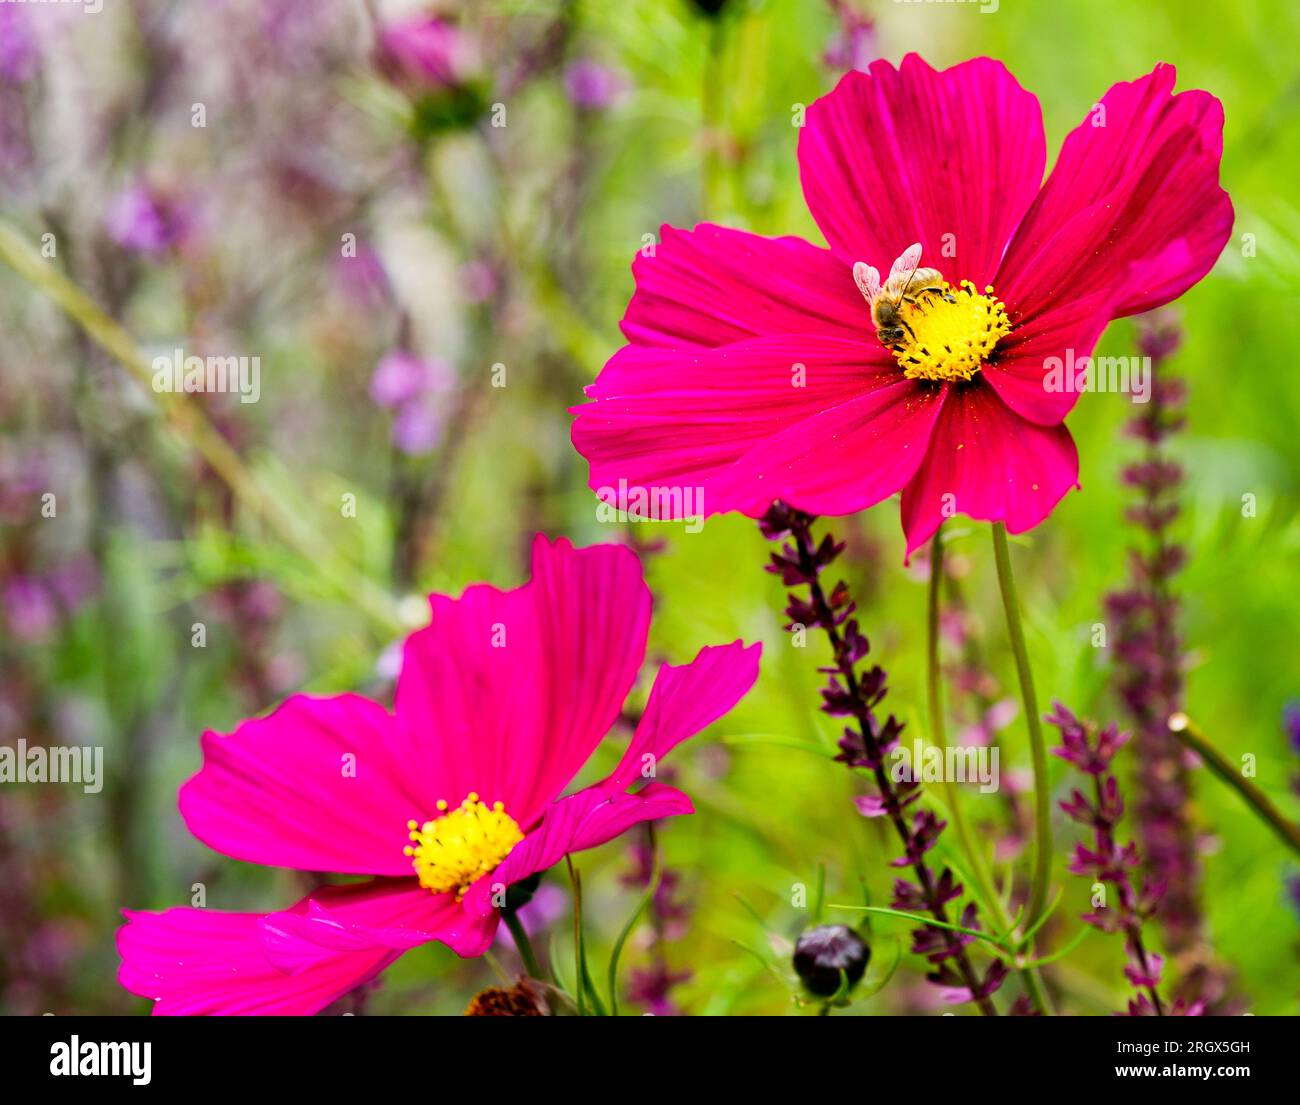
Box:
460;783;695;918
983;287;1115;425
621;223;870;348
605;640;761;791
572;335;896;517
899;383;1079;555
799;54;1045;287
178;693;421;877
261;879;499;964
117;900;401;1016
999;64;1232;323
704;377;948;517
392;536;649;828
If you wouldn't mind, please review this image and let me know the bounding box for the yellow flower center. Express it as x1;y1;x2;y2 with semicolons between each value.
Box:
888;280;1012;383
404;793;524;898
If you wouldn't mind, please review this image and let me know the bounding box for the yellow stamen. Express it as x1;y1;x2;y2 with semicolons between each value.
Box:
404;794;523;898
889;281;1012;383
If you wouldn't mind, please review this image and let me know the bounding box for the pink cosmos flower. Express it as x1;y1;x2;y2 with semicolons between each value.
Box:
571;56;1232;554
117;536;760;1015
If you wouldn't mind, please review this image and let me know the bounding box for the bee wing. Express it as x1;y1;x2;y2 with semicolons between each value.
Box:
852;261;881;303
886;242;923;287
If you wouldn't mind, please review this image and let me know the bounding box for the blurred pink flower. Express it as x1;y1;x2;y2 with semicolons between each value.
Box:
369;350;448;410
333;245;392;309
571;57;1233;555
375;15;479;94
458;259;498;305
371;351;454;455
117;537;760;1015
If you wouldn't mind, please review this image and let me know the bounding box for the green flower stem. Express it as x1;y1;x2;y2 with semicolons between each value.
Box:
991;523;1054;934
1168;713;1300;857
501;908;544;981
928;527;1051;1014
0;219;403;636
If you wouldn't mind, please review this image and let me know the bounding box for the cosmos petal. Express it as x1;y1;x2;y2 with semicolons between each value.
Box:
573;335;896;517
392;535;650;827
117;901;401;1017
998;64;1232;323
605;640;761;790
799;54;1045;287
621;223;871;348
899;382;1079;555
459;783;695;918
179;693;422;877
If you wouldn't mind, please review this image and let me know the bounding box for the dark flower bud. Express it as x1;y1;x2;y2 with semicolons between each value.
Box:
464;978;548;1017
793;924;870;997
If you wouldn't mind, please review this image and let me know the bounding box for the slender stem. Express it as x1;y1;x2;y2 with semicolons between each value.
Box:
926;528;994;909
928;528;1051;1014
564;856;606;1016
1169;713;1300;857
0;219;403;635
501;909;544;981
991;523;1053;932
566;856;586;1016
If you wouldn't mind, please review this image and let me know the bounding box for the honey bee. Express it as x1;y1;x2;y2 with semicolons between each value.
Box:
853;243;952;348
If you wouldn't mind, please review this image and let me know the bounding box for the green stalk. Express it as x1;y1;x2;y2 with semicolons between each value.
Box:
1168;713;1300;857
565;856;606;1016
501;909;544;981
991;523;1054;932
929;528;1051;1013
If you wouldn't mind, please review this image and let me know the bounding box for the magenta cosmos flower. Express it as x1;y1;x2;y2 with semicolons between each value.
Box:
118;537;760;1014
571;56;1232;554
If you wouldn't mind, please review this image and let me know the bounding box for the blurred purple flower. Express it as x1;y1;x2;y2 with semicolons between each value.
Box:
0;7;40;84
3;577;57;642
1284;701;1300;756
369;350;448;409
391;396;446;456
823;1;877;74
46;553;98;611
627;960;692;1017
370;351;453;456
105;184;190;256
376;15;479;94
563;59;625;111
